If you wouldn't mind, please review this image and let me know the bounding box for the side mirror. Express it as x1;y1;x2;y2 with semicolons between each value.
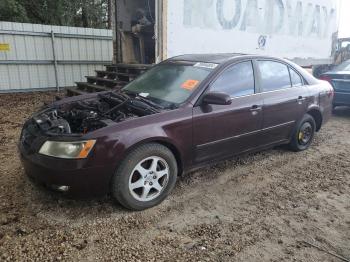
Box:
202;92;232;106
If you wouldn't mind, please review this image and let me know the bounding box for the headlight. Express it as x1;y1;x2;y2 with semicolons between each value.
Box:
39;140;96;159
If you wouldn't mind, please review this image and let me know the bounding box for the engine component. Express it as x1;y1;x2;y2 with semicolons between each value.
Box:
33;92;159;135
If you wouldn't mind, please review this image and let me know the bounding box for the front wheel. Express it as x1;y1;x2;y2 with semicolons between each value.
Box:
289;114;316;152
111;143;178;211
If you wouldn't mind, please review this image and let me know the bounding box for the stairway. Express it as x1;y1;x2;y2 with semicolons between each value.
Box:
66;64;152;97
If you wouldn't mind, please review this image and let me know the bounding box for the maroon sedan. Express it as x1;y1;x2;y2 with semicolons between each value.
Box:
19;54;334;210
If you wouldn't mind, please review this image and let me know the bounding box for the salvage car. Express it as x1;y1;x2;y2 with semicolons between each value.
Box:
319;59;350;109
19;54;334;210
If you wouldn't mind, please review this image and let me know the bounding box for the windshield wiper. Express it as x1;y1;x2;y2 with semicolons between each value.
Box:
128;99;160;114
122;90;164;110
135;96;164;110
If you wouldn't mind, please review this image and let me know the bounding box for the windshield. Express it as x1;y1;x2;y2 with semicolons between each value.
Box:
334;60;350;71
122;63;213;106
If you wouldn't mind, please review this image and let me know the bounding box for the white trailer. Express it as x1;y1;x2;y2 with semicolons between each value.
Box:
112;0;339;67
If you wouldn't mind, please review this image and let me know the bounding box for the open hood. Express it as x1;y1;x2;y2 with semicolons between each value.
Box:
32;92;162;135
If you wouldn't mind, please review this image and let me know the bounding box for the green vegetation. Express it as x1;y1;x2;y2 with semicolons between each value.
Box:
0;0;111;29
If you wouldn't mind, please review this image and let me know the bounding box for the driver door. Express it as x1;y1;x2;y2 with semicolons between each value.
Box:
192;61;264;164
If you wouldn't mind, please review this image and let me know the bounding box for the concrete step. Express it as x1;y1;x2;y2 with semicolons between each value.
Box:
76;82;124;93
66;63;150;97
66;87;88;97
86;76;128;87
105;64;151;74
95;70;137;77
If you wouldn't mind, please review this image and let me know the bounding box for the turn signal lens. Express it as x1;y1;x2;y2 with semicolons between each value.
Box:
39;140;96;159
77;140;96;158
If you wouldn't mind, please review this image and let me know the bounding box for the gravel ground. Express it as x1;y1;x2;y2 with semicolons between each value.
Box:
0;92;349;262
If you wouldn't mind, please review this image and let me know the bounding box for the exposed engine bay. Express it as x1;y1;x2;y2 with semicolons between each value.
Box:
32;92;161;135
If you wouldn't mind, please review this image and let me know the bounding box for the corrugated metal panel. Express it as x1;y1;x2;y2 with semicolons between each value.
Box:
0;22;112;92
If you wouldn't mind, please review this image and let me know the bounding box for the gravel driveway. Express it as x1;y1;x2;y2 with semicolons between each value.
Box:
0;92;349;262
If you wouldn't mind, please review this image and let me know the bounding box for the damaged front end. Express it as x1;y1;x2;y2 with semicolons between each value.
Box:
31;92;161;136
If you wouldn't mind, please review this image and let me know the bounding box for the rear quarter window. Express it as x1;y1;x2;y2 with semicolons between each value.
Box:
289;68;303;87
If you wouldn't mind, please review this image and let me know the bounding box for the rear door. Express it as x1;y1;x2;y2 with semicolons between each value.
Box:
256;60;310;145
192;61;264;164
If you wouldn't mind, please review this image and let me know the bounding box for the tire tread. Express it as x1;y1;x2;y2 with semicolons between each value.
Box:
289;113;316;152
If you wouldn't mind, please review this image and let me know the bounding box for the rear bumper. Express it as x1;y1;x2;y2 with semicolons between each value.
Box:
19;145;114;196
334;92;350;106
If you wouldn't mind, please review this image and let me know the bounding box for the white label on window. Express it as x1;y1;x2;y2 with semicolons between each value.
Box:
194;62;218;69
139;93;149;97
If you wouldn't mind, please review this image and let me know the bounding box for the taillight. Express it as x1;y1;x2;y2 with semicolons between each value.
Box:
319;75;334;98
319;75;332;84
327;88;334;98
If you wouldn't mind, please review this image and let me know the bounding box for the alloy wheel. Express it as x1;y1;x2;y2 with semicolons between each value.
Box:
128;156;170;202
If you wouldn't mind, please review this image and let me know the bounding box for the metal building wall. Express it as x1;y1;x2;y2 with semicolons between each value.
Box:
0;22;113;92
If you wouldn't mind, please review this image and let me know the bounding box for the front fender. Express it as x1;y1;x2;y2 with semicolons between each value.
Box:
110;129;187;173
86;107;194;178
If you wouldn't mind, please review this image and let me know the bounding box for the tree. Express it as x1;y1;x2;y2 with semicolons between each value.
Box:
0;0;110;29
0;0;29;23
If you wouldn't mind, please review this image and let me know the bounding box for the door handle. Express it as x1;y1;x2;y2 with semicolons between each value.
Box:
250;105;262;115
250;105;262;111
297;96;306;103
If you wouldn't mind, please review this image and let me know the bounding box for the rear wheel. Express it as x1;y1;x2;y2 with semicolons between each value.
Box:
289;114;316;152
111;143;178;211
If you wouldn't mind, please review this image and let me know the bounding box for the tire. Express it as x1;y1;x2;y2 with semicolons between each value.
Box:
111;143;178;211
289;114;316;152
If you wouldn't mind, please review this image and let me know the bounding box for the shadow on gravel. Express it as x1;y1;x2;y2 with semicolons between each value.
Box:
23;151;273;219
23;177;130;220
177;146;290;187
27;146;288;217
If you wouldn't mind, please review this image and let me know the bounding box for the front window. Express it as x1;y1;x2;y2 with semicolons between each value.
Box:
209;61;255;97
122;63;213;106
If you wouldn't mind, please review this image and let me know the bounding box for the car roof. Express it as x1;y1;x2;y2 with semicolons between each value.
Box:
167;53;319;85
167;53;300;65
168;53;248;64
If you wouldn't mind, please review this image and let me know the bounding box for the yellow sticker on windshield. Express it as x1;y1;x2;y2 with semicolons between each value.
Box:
181;80;199;90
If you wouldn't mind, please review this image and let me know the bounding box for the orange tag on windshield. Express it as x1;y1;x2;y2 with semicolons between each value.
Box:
181;80;199;90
